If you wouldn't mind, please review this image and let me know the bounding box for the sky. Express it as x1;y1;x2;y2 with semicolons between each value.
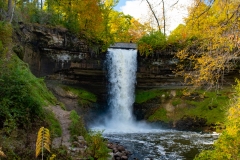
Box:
114;0;194;35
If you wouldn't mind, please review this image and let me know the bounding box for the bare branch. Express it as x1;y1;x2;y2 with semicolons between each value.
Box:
161;0;166;36
170;0;179;8
145;0;161;32
186;0;214;24
223;4;240;25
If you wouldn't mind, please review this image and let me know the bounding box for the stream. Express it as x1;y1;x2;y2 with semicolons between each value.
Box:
98;46;218;160
103;130;218;160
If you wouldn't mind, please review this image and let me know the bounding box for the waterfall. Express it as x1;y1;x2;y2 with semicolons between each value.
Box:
91;46;152;132
105;48;137;129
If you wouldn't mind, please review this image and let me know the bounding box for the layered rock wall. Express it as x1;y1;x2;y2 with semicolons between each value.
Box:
137;53;183;88
14;24;240;130
15;23;185;93
15;23;239;98
14;23;107;95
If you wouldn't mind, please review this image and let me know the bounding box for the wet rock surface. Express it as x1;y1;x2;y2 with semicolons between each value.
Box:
107;141;132;160
175;116;207;131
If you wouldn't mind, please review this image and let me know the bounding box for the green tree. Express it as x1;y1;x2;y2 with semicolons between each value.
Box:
138;31;166;56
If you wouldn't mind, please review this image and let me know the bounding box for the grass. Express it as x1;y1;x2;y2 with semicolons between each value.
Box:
183;90;229;125
148;108;169;122
12;55;58;107
44;109;62;137
29;77;57;106
172;98;182;106
135;89;168;104
69;110;87;138
61;85;97;105
143;88;230;125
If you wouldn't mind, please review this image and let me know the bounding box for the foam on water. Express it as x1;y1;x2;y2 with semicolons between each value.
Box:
102;130;218;159
88;47;219;159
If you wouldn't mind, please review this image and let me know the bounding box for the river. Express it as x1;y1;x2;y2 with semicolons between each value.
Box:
103;130;218;160
94;46;218;160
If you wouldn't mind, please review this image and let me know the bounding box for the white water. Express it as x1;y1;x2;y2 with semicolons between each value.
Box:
102;48;141;131
104;131;218;160
107;48;137;122
89;48;218;159
91;48;154;132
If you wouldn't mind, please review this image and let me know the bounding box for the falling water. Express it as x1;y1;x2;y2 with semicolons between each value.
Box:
90;47;152;132
90;48;218;159
105;48;137;130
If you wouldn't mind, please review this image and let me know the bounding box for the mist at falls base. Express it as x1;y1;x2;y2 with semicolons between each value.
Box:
89;48;218;159
91;48;156;133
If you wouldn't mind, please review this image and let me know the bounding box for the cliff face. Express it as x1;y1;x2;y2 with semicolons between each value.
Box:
14;24;239;130
14;23;107;96
137;53;183;88
15;23;184;92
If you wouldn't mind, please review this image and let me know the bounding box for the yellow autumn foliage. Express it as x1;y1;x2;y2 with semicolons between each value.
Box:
175;0;240;89
36;127;51;158
195;79;240;159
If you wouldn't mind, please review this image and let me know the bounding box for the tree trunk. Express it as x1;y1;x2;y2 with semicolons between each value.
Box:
41;0;43;10
6;0;12;22
6;0;15;23
145;0;161;32
161;0;166;36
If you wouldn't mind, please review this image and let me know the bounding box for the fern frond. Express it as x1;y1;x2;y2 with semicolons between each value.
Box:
0;147;6;158
44;143;51;153
35;149;41;158
36;127;51;158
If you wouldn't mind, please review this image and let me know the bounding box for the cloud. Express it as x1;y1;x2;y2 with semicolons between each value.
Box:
120;0;148;20
120;0;194;35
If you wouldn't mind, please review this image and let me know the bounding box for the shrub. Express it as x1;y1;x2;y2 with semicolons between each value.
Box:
137;31;166;56
69;110;110;159
85;131;110;160
195;80;240;159
69;110;87;137
0;55;57;132
0;21;12;45
44;110;62;138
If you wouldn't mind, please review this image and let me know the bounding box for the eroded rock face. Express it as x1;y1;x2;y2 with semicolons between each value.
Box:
15;23;107;98
14;24;228;128
137;53;184;88
15;23;239;92
14;23;185;128
15;23;103;75
14;23;185;91
175;116;207;131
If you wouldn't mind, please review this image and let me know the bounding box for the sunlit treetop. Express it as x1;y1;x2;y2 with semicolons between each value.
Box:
173;0;240;89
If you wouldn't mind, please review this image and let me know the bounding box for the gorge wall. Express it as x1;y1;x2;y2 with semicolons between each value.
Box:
14;23;184;93
14;23;239;93
14;23;106;97
13;23;240;130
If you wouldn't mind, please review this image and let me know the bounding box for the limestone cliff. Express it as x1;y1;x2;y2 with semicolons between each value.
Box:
14;23;106;96
14;23;186;91
12;23;239;130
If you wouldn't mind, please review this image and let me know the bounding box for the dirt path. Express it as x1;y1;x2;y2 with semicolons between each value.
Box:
50;105;72;148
